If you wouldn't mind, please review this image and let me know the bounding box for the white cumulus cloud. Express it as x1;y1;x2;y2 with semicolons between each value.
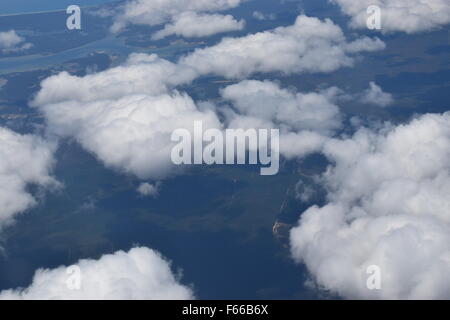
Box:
32;15;386;180
221;80;343;158
0;30;32;53
221;80;342;135
290;112;450;299
32;54;221;180
331;0;450;33
152;11;245;40
0;247;194;300
180;15;385;78
111;0;244;32
360;81;393;107
0;127;57;229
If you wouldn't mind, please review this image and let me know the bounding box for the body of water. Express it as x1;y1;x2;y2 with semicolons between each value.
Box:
0;0;119;15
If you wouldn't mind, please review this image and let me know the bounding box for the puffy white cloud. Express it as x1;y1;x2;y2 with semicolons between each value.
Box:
137;182;160;197
0;247;194;300
290;112;450;299
33;54;197;104
111;0;244;32
0;127;57;229
331;0;450;33
152;11;244;40
34;91;221;180
33;15;386;179
180;15;385;78
221;80;341;158
0;30;32;53
279;131;329;159
0;30;22;48
221;80;342;134
360;81;393;107
32;54;221;180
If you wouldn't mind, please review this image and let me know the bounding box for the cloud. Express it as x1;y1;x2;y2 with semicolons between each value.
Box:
33;68;345;182
32;15;386;180
360;81;393;107
137;182;161;197
152;11;245;40
290;112;450;299
33;54;197;103
0;30;32;53
34;91;221;180
221;80;342;134
111;0;244;33
0;247;194;300
180;15;385;78
0;30;22;48
279;131;330;159
252;11;276;21
32;54;221;180
221;80;342;158
331;0;450;33
0;127;57;229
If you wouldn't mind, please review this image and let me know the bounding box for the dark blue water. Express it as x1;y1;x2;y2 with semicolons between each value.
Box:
0;0;119;15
